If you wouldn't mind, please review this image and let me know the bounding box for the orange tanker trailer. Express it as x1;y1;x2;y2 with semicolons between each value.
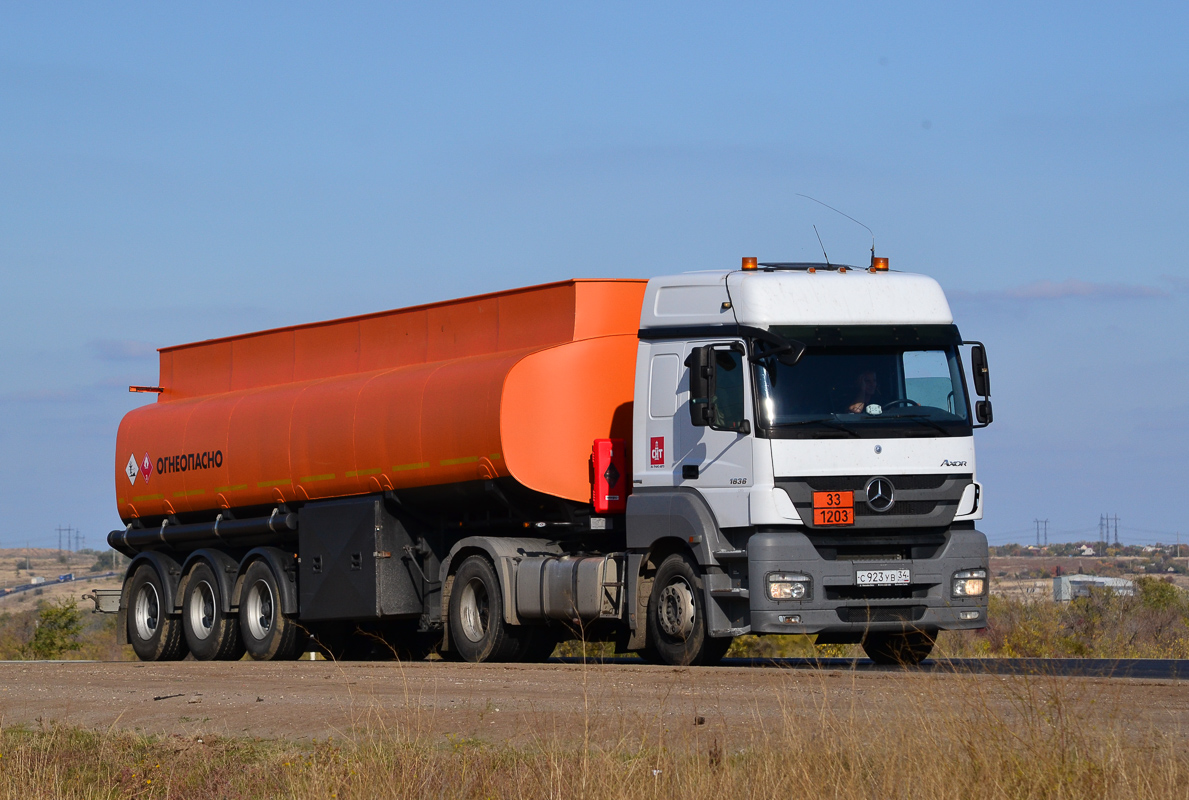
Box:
115;279;645;524
110;279;646;663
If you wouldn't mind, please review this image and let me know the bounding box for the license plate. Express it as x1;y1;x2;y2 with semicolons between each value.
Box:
856;568;910;586
812;491;853;526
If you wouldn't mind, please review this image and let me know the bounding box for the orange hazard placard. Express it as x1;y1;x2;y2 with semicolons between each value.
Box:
812;490;854;526
813;507;853;526
813;491;853;509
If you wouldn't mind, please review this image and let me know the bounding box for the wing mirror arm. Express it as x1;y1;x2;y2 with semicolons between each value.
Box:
742;326;806;367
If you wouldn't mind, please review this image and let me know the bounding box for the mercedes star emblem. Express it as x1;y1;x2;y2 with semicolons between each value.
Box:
865;476;895;512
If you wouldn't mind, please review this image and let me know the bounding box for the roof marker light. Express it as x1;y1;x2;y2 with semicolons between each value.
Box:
871;256;889;272
838;266;848;273
742;257;757;271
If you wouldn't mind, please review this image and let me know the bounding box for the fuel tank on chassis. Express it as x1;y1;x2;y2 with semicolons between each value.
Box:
114;280;646;524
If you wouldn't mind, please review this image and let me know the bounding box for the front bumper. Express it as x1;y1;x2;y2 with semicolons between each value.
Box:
746;526;988;637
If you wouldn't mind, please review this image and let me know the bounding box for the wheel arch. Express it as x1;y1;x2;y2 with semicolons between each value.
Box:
234;547;299;616
437;536;563;650
180;549;240;614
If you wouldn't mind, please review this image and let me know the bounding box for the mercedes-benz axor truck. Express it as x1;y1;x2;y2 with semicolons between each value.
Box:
105;256;993;666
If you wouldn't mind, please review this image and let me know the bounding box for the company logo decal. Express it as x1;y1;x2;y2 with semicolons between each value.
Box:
940;459;968;467
649;437;665;467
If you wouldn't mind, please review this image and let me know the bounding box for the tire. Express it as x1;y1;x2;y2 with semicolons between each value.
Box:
238;560;300;661
862;630;935;666
182;562;245;661
644;553;729;666
126;564;187;661
448;555;523;663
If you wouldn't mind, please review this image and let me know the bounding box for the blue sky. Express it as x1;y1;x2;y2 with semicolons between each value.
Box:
1;3;1186;548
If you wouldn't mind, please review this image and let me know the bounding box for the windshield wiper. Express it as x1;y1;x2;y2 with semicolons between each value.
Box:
777;417;860;437
881;412;951;435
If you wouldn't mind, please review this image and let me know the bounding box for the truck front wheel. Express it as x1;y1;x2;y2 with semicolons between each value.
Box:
644;553;729;666
126;564;187;661
238;560;300;661
448;555;522;663
862;630;935;666
182;562;244;661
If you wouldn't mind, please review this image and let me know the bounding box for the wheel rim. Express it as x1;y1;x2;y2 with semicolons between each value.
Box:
458;577;489;643
245;579;275;641
188;580;217;640
658;577;696;640
133;582;160;641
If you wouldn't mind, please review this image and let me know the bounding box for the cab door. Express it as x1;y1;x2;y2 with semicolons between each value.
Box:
677;342;753;528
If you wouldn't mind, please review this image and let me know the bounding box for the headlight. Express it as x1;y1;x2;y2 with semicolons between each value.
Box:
767;572;811;601
952;569;987;597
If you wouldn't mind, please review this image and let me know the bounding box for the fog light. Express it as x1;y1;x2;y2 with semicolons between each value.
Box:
952;569;987;597
767;572;811;601
778;615;802;624
959;610;980;620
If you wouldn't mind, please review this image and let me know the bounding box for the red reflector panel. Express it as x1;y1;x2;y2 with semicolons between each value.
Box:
591;438;627;514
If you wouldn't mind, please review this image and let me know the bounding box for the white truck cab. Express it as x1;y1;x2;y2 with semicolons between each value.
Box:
626;261;990;665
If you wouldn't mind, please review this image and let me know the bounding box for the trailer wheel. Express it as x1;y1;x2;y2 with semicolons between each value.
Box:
182;562;244;661
126;564;187;661
644;553;725;666
862;630;935;666
239;560;299;661
448;555;522;663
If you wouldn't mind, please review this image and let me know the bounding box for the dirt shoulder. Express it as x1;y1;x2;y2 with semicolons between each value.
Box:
1;660;1185;749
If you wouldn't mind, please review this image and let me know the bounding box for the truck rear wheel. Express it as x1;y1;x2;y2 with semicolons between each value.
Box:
644;553;727;666
127;564;187;661
238;560;299;661
182;562;244;661
448;555;523;663
862;630;935;666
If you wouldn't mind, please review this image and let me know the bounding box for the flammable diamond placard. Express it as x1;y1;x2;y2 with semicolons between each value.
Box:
141;453;152;483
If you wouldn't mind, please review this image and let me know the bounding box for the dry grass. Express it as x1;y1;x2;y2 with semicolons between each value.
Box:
0;667;1184;799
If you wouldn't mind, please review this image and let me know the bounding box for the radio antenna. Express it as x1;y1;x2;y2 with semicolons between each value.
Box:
812;225;831;268
797;193;876;267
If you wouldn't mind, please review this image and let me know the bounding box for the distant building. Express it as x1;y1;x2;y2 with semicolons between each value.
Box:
1053;575;1135;602
1079;545;1096;556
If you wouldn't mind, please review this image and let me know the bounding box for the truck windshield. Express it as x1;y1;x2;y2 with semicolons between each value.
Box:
753;325;972;438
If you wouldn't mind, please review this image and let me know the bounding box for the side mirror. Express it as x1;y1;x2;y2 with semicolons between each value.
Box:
777;340;807;367
684;347;714;427
976;399;993;425
970;344;990;397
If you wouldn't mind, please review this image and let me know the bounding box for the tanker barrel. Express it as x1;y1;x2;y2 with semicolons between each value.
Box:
107;511;298;555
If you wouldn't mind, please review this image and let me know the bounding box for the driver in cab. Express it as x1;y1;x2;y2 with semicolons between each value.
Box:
848;370;879;414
